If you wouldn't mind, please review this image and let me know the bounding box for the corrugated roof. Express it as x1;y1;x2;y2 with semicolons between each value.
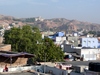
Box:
0;52;35;58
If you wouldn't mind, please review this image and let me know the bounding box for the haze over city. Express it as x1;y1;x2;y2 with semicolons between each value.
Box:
0;0;100;24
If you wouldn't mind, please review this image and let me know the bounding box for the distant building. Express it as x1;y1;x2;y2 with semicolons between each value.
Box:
54;36;66;45
66;36;79;47
41;31;55;36
48;32;66;45
0;44;34;68
35;16;44;21
54;32;65;37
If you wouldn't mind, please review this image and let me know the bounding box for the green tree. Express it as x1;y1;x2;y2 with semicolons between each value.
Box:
4;25;42;53
4;25;64;62
88;31;96;35
36;37;64;62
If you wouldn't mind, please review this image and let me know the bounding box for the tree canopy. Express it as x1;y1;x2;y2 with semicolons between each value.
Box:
4;25;64;62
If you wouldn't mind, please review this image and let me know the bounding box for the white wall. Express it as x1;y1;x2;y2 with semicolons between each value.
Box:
55;37;66;45
75;48;100;61
0;66;42;73
81;49;100;61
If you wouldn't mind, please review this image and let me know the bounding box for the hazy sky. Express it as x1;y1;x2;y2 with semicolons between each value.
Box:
0;0;100;24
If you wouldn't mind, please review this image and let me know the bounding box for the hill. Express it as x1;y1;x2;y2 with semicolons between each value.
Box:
0;15;100;32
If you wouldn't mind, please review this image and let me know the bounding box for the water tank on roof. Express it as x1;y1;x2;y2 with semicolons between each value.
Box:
73;33;78;36
87;35;89;37
89;62;95;71
89;62;100;72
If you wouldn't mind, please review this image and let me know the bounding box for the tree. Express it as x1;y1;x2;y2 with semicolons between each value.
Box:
36;37;64;62
4;25;42;52
4;25;64;62
88;31;96;35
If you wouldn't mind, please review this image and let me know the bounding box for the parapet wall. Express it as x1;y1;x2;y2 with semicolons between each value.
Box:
0;56;28;67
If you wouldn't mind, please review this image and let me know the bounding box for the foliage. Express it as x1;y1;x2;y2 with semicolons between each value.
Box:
23;18;35;22
88;31;96;35
4;25;64;62
36;37;64;62
4;25;41;52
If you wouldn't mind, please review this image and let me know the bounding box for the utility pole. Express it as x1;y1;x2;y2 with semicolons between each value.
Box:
44;53;46;73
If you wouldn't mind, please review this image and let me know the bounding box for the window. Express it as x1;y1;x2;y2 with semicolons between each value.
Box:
84;41;86;43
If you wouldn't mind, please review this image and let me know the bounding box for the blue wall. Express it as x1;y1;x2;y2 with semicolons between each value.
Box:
48;32;65;40
81;38;98;48
55;32;64;37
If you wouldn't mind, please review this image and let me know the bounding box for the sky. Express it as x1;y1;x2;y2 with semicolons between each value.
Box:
0;0;100;24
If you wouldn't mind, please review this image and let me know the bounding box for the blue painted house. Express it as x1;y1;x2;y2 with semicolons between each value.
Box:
81;38;99;48
48;32;65;40
55;32;65;37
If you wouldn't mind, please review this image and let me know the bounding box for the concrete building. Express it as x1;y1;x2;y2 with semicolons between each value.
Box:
48;32;65;39
80;37;98;48
63;41;100;61
54;36;66;45
70;62;100;75
54;32;65;37
70;65;88;75
35;16;44;21
66;36;79;47
48;32;66;45
74;48;100;61
63;44;74;53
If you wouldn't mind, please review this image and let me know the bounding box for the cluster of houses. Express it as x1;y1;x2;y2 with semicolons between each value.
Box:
0;26;100;75
41;31;100;61
40;31;100;75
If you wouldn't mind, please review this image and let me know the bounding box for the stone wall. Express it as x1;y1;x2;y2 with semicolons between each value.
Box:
0;44;11;51
0;56;28;67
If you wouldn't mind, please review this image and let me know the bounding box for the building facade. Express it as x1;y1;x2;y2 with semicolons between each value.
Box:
75;48;100;61
81;38;98;48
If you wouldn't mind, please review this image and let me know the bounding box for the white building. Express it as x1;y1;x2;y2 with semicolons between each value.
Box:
35;16;44;21
54;36;66;45
75;48;100;61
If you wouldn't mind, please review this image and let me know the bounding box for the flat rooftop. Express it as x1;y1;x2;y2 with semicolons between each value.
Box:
61;60;100;66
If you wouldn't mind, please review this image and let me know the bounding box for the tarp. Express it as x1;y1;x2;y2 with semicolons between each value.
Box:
0;52;35;58
71;53;81;58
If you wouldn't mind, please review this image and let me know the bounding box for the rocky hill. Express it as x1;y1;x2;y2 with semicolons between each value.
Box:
32;18;100;32
0;15;100;32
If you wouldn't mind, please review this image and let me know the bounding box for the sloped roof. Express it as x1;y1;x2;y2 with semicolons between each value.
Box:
0;52;35;58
